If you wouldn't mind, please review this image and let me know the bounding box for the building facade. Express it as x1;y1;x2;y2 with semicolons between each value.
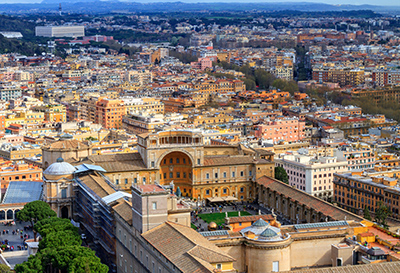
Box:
275;154;347;199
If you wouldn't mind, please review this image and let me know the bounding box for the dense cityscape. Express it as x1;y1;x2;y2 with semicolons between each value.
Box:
1;1;400;272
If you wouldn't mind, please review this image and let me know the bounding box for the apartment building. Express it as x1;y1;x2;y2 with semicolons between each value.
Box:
35;26;85;37
254;118;305;143
123;97;164;115
122;113;164;135
334;169;400;218
96;98;126;129
312;68;365;86
275;153;347;199
334;146;375;172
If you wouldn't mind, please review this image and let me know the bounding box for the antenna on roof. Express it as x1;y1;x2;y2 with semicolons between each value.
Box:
59;3;62;16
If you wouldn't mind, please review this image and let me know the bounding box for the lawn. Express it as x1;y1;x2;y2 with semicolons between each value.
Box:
198;211;252;226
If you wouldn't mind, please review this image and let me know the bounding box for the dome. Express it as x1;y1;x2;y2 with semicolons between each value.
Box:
43;158;76;177
260;227;279;238
252;219;269;228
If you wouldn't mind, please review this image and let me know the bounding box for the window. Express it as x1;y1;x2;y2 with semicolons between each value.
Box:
183;172;186;178
61;188;67;198
151;161;155;168
240;187;244;193
183;158;186;164
223;188;227;194
176;172;180;178
134;178;137;184
170;158;173;164
240;171;244;177
223;172;227;178
206;190;210;195
197;159;200;165
272;261;279;272
176;158;180;164
143;177;146;184
152;202;157;210
249;171;252;176
337;258;343;266
232;171;235;177
215;173;218;179
206;173;210;179
216;264;222;270
170;172;173;178
115;179;119;185
125;179;128;184
163;173;167;179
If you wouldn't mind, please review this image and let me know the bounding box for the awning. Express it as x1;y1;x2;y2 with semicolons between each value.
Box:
223;196;238;202
206;196;238;202
206;197;225;203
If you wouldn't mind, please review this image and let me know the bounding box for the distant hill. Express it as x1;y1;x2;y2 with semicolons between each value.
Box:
0;1;397;14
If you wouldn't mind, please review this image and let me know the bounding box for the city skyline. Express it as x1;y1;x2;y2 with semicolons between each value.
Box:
1;0;400;7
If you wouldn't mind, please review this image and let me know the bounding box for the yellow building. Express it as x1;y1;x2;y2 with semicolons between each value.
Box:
65;130;274;200
5;111;45;127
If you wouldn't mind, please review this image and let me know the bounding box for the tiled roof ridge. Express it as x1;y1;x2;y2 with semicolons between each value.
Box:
185;252;218;273
257;176;364;221
166;222;234;260
188;244;235;262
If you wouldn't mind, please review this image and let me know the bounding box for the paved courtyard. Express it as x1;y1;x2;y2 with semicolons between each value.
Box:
0;221;35;252
191;201;293;231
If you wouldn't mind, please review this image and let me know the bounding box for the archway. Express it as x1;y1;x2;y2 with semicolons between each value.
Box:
6;210;13;220
159;151;193;197
0;211;5;221
61;206;69;219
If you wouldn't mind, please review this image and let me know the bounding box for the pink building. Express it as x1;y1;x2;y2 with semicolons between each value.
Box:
190;57;212;71
254;118;305;143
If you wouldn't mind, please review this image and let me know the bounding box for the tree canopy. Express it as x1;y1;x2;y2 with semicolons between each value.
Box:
15;212;108;273
16;200;57;241
275;166;289;184
375;201;391;229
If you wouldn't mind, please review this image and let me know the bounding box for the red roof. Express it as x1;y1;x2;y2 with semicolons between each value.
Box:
138;184;166;193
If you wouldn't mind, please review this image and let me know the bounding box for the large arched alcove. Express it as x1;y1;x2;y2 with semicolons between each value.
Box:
159;151;193;197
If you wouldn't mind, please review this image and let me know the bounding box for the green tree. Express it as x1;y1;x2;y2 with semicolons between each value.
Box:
254;69;275;90
363;207;372;221
69;256;109;273
14;254;43;273
39;230;81;250
275;166;289;184
243;78;256;90
34;217;78;239
16;217;109;273
0;264;11;273
375;201;391;229
16;200;56;241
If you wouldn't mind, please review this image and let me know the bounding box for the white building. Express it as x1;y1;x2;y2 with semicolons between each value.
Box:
35;26;85;38
275;153;347;200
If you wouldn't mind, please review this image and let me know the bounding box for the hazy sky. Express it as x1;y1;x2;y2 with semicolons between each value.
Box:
1;0;399;6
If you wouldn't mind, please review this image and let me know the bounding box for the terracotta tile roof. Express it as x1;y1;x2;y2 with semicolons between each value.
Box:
203;156;271;166
69;153;146;172
142;222;235;273
137;184;166;193
112;199;132;225
43;139;90;150
78;173;115;198
256;176;364;222
226;214;274;224
283;261;400;273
